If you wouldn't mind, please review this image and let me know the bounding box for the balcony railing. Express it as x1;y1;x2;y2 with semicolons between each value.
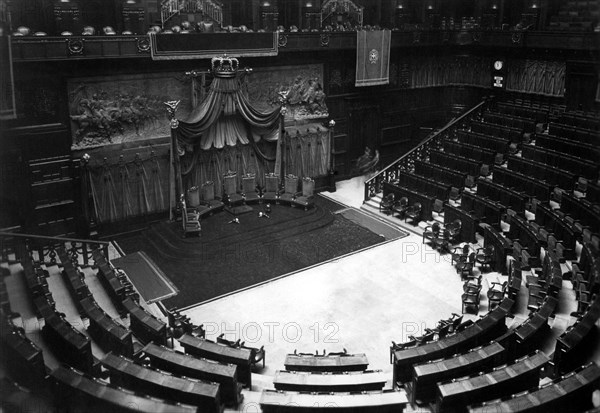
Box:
0;231;110;268
363;99;488;203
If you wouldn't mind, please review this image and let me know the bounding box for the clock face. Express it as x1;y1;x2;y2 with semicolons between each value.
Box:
494;60;504;71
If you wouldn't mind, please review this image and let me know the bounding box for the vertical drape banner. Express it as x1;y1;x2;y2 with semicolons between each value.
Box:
355;29;391;87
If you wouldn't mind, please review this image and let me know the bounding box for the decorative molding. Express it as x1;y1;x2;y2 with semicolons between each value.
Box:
67;38;84;55
512;31;522;44
413;31;421;44
320;33;330;47
136;36;150;53
278;33;288;48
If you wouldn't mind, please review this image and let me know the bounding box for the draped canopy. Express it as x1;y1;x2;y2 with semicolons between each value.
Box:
176;76;282;149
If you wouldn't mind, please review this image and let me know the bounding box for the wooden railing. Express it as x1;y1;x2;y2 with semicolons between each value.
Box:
363;99;488;203
0;231;110;268
161;0;223;28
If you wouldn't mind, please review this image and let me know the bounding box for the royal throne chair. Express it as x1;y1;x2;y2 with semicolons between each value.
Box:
263;173;281;204
279;174;300;205
294;177;315;210
180;195;201;237
242;173;261;204
198;181;224;216
223;171;244;206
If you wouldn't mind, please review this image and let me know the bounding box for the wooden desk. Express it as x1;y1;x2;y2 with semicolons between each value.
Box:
393;298;512;384
410;342;505;404
122;298;167;346
445;204;479;244
102;352;221;412
179;334;253;388
284;353;369;373
482;223;513;275
51;366;199;413
436;351;548;413
80;296;133;357
468;362;600;413
143;342;242;406
273;370;386;392
260;389;408;413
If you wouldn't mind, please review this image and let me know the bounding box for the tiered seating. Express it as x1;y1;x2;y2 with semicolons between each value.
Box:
477;180;528;214
445;204;478;244
557;112;600;132
392;298;513;383
102;352;222;412
561;191;600;233
383;182;435;222
436;351;549;413
407;341;506;405
482;111;536;134
179;334;254;387
553;294;600;376
396;172;451;201
57;247;92;313
122;297;167;346
549;122;599;145
21;253;94;374
50;366;199;413
522;144;599;180
507;214;542;259
461;191;504;228
470;120;523;143
414;160;467;191
0;307;46;388
92;248;128;313
536;134;600;163
141;342;243;406
507;155;576;192
481;224;513;275
493;167;553;202
80;296;134;357
534;202;578;259
430;150;482;178
457;130;510;158
496;102;549;123
443;141;496;167
469;362;600;413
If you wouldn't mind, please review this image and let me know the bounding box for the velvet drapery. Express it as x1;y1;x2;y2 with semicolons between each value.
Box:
506;59;566;96
176;76;282;149
174;74;283;197
87;151;169;223
282;125;330;179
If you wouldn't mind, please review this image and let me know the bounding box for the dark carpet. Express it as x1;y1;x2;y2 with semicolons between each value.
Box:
115;196;386;309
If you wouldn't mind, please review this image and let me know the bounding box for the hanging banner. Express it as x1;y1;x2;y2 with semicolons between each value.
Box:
355;29;391;87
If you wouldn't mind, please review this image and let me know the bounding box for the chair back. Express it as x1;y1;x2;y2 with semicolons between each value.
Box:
265;173;279;192
242;173;256;193
201;181;215;201
301;177;315;197
223;172;238;195
399;197;408;207
431;222;441;234
413;202;422;213
284;174;298;194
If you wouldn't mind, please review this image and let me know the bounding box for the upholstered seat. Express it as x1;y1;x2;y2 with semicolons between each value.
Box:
242;173;260;204
279;174;299;205
180;195;201;237
294;177;315;210
223;171;244;206
263;173;280;204
198;181;224;216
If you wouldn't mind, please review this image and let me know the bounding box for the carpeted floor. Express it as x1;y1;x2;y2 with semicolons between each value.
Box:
115;196;387;309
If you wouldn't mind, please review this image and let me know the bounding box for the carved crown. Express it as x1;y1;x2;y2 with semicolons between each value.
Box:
211;54;239;78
